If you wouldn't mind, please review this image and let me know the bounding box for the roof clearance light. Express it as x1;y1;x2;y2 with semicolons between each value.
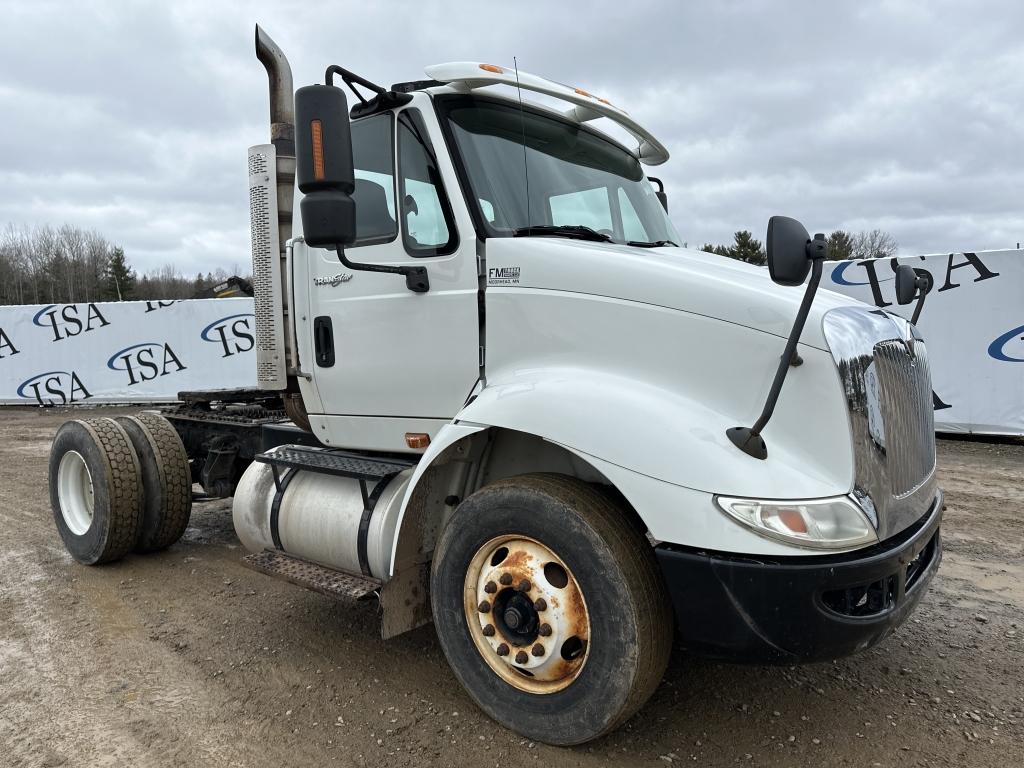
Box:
574;87;592;97
479;63;504;74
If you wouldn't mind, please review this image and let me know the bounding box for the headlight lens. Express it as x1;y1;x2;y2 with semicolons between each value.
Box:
714;495;878;550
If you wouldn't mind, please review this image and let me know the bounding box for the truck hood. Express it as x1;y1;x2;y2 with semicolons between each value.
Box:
485;237;862;351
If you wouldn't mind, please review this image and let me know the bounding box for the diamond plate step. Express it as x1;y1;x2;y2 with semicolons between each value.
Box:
254;444;416;481
243;550;380;601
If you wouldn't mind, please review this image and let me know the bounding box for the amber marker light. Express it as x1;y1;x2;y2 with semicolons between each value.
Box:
777;508;809;534
405;433;431;449
479;63;504;74
310;119;325;181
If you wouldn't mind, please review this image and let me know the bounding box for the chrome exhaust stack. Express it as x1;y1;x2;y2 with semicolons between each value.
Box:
249;25;296;391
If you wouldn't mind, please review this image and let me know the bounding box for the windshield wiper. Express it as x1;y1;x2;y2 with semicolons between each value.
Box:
512;224;612;243
627;239;679;248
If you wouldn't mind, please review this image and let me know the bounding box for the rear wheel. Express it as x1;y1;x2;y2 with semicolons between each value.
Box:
430;473;672;745
115;413;192;552
49;418;143;565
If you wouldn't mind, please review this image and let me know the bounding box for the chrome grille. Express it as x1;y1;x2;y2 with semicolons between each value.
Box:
823;307;938;540
874;340;936;497
248;144;286;390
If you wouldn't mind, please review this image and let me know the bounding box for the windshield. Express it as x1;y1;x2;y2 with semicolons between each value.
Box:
439;95;680;246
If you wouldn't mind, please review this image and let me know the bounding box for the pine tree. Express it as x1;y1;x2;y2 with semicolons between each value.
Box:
101;246;136;300
729;231;766;265
827;230;855;261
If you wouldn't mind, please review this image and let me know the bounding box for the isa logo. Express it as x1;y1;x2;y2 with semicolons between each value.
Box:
988;323;1024;362
32;303;110;342
107;342;187;385
17;370;92;405
201;314;255;358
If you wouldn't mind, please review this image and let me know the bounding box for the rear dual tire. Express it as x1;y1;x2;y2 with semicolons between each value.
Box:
115;414;192;553
49;414;191;564
50;418;143;565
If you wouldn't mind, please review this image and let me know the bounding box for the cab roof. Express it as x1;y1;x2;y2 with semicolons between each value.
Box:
417;62;669;166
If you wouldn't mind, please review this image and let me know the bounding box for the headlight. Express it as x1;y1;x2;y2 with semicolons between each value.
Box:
714;495;878;550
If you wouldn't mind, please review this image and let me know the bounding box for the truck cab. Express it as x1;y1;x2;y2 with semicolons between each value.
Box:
48;26;943;747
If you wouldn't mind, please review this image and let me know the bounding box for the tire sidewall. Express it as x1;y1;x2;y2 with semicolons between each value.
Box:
431;481;645;745
49;421;115;565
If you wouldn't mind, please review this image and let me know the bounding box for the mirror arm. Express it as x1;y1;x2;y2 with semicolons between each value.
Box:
335;246;429;293
910;272;932;325
727;257;823;460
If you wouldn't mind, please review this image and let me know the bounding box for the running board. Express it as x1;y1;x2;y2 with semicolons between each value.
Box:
254;444;416;481
243;550;381;601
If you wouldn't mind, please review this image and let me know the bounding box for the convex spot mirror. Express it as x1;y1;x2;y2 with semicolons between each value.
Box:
295;83;357;247
767;215;819;286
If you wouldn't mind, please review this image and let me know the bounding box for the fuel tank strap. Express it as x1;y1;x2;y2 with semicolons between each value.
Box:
269;467;298;550
357;475;398;577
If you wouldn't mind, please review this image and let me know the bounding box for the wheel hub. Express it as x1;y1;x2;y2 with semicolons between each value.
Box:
57;450;94;536
464;536;591;694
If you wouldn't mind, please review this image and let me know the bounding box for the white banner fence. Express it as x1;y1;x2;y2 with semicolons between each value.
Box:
1;250;1021;435
0;298;256;404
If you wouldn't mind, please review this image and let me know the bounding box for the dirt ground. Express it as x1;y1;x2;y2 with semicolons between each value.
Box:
1;407;1021;768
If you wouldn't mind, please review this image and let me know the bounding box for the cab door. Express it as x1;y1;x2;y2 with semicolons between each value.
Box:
304;99;480;451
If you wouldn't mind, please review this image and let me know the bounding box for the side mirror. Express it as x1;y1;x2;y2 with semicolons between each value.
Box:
895;264;919;305
648;177;668;212
766;216;825;286
728;216;828;459
295;83;357;247
894;263;933;324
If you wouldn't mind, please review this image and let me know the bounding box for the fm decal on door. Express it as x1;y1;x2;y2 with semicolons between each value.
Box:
488;266;520;286
314;273;353;287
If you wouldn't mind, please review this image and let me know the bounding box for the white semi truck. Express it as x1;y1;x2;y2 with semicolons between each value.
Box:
48;27;943;745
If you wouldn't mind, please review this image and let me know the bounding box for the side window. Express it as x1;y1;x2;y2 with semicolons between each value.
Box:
617;188;648;242
351;113;397;246
397;110;458;256
549;187;613;233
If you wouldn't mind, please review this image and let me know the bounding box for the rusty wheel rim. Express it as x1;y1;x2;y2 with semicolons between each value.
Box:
464;535;591;694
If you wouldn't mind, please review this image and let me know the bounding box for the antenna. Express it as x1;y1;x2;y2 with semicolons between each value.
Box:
513;56;531;234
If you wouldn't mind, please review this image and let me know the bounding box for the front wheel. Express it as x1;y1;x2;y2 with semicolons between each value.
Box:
430;474;672;745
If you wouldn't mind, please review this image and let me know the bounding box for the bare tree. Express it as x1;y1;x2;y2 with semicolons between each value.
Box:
852;229;898;260
0;223;249;305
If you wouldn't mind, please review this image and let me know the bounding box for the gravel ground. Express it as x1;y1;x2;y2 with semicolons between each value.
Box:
1;406;1022;767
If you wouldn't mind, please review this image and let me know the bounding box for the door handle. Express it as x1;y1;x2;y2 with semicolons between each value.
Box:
314;316;335;367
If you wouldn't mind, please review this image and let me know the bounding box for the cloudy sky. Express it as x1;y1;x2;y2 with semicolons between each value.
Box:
1;0;1020;276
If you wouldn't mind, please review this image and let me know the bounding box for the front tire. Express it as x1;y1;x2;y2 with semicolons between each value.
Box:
49;418;143;565
430;473;672;745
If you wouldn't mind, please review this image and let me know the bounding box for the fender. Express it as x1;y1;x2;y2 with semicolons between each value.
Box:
389;356;855;573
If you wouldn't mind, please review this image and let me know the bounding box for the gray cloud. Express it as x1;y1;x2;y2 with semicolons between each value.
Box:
0;0;1020;277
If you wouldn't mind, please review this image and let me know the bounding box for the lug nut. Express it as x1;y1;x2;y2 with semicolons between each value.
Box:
531;643;545;657
517;579;532;592
533;598;547;611
482;624;495;637
496;643;509;656
538;623;552;637
499;573;513;586
483;581;497;594
515;650;529;664
478;600;491;613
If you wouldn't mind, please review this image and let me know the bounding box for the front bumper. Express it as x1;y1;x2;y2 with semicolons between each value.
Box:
655;490;943;663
